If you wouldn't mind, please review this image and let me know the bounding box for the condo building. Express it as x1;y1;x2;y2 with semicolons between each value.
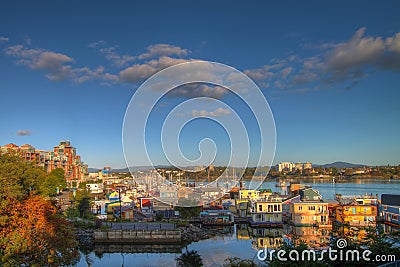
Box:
0;140;88;181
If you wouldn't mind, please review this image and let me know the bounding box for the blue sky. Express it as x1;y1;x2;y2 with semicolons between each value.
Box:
1;1;399;168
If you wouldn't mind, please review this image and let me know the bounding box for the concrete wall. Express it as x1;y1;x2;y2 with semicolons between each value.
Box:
94;229;182;244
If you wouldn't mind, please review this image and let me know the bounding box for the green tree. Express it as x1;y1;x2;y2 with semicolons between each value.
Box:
40;168;67;196
0;153;46;198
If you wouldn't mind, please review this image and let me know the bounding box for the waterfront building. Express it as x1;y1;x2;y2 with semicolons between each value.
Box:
294;162;303;171
335;195;378;226
235;199;250;218
86;183;104;194
299;187;322;201
248;196;283;227
303;162;313;170
239;189;259;200
199;210;234;226
282;195;301;222
277;162;295;172
0;140;88;181
290;201;330;227
152;198;173;211
160;186;178;201
381;194;400;226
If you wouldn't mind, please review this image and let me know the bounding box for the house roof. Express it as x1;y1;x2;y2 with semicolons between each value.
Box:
381;194;400;206
299;188;322;201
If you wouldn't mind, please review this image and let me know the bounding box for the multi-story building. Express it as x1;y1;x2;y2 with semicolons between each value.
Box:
303;162;313;170
381;194;400;226
248;196;283;227
277;162;295;172
294;162;303;171
335;195;378;226
1;140;88;181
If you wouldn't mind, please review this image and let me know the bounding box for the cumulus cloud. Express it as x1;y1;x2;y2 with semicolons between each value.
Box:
138;44;189;60
99;46;135;67
5;44;118;83
0;36;9;42
6;45;75;80
324;27;385;72
244;28;400;92
16;130;31;136
169;83;228;99
191;107;231;117
119;56;194;83
88;41;135;67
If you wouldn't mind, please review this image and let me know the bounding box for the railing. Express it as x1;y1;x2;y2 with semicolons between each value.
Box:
378;260;400;267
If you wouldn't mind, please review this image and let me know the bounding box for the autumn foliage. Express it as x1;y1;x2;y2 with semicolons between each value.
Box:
0;154;79;266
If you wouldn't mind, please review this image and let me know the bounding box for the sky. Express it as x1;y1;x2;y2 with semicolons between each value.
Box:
1;1;400;168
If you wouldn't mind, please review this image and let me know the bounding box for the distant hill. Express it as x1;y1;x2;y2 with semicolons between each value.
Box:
316;161;366;168
88;168;100;173
88;165;169;173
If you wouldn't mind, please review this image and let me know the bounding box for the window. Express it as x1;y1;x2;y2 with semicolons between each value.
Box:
274;205;277;211
298;206;303;211
259;205;262;212
278;205;281;211
308;206;315;211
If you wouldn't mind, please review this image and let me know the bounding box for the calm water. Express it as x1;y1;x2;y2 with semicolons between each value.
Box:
74;179;400;267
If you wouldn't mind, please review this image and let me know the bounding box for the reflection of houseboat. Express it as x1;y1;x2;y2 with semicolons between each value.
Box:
248;196;284;228
250;228;284;249
200;210;234;226
290;201;330;227
290;227;330;249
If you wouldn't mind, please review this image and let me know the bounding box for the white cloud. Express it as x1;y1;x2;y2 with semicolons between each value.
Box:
324;27;385;71
0;36;9;42
386;33;400;53
244;28;400;92
6;45;75;81
119;63;157;83
169;83;227;99
5;44;118;83
119;56;194;83
99;46;135;67
138;44;189;60
191;107;231;117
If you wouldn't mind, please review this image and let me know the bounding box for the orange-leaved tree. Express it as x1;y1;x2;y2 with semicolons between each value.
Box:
0;154;80;266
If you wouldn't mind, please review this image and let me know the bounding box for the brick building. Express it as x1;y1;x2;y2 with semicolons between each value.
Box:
1;140;88;181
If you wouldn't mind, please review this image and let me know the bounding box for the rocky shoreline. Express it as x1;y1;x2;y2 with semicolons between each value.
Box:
75;228;95;250
180;224;221;245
